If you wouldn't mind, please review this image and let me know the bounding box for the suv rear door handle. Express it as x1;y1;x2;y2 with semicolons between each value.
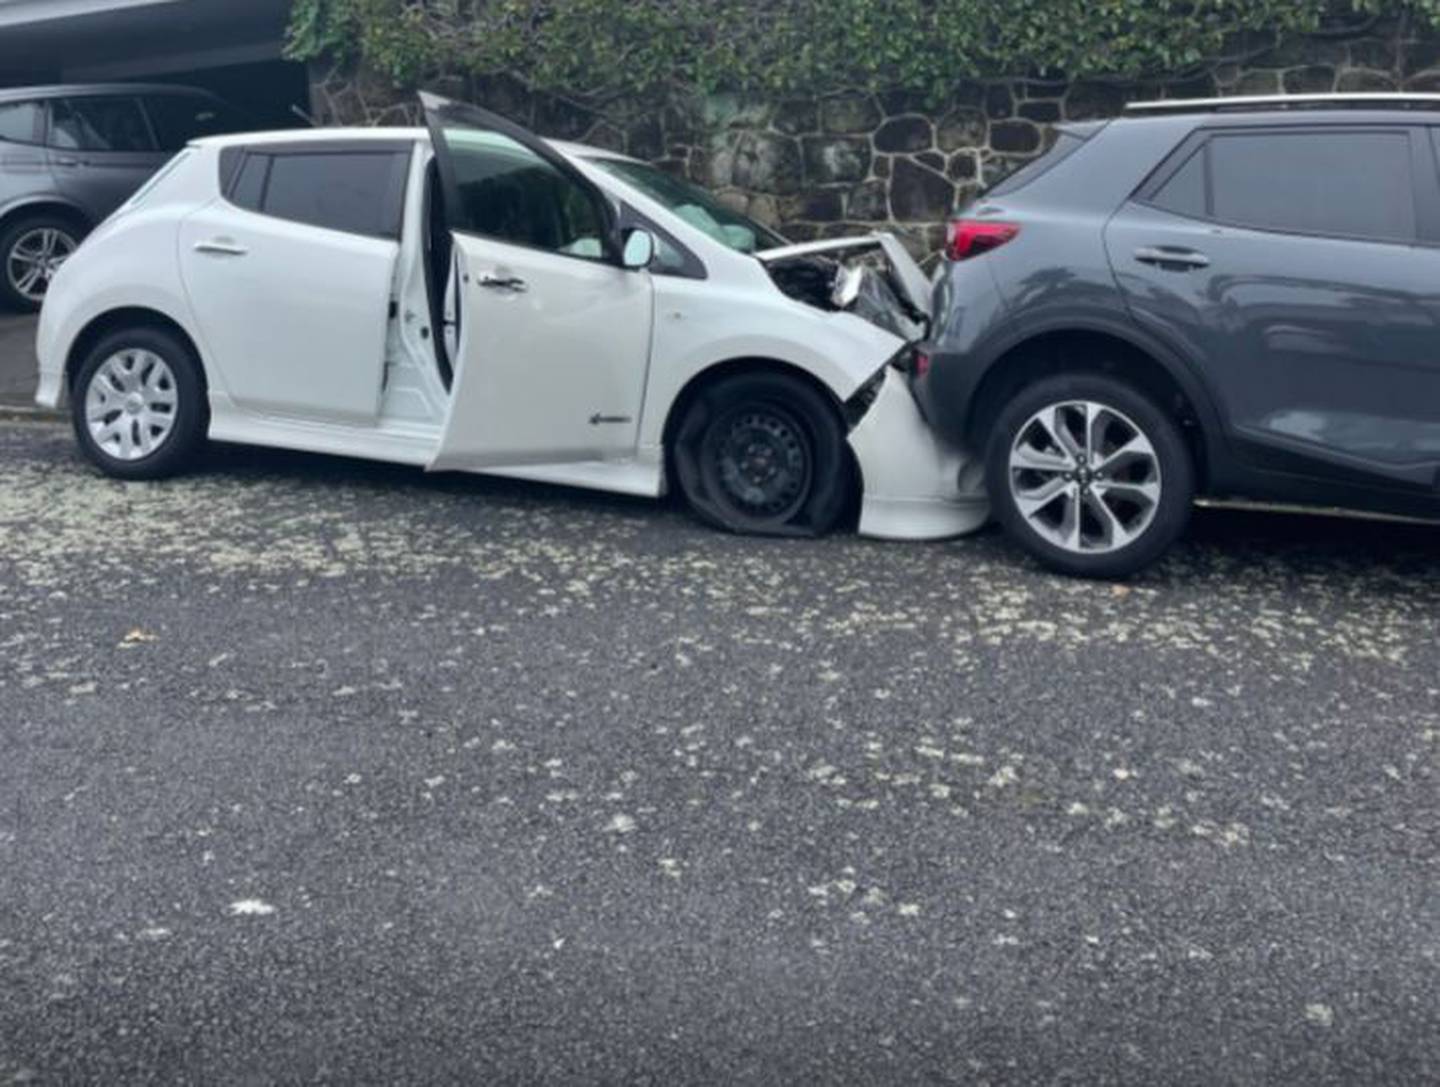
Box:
1134;246;1209;270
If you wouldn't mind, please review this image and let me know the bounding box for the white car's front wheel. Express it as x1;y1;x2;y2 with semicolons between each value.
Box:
71;327;207;480
672;371;852;537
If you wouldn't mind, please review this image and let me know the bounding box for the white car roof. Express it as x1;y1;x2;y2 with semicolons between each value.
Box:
189;125;759;272
190;126;635;163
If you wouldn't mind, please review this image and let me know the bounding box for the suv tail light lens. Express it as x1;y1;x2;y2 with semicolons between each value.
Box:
944;219;1020;262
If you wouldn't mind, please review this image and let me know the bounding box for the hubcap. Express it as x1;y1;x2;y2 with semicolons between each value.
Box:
1008;399;1162;554
713;408;811;520
84;350;179;462
6;227;76;303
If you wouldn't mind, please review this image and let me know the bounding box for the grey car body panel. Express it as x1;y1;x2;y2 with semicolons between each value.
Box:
0;83;221;232
920;106;1440;520
920;116;1231;470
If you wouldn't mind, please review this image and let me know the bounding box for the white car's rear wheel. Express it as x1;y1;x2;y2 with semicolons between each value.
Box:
71;326;207;480
672;371;851;537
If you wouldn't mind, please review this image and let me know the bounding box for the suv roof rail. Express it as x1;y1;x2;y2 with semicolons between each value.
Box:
1124;92;1440;116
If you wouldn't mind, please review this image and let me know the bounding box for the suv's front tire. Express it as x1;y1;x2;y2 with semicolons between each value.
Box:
985;373;1194;578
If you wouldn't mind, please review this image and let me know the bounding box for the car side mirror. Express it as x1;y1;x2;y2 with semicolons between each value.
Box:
621;228;655;271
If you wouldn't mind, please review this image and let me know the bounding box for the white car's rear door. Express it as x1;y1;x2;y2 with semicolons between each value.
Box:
421;93;653;471
179;140;412;423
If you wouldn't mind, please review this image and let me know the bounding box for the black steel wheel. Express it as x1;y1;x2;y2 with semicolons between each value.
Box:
673;371;851;537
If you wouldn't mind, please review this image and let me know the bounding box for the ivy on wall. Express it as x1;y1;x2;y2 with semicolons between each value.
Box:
286;0;1439;99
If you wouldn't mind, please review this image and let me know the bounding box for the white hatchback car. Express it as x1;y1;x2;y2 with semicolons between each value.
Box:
36;94;987;541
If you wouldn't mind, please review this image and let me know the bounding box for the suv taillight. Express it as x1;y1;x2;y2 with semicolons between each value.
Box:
944;219;1020;262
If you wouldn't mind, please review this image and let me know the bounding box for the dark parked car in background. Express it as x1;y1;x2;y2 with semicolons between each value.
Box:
917;93;1440;578
0;83;250;311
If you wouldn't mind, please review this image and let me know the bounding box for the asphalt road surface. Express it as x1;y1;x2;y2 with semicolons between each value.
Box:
1;421;1437;1085
0;315;37;411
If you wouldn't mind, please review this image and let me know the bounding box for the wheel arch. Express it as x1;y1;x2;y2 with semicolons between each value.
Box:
65;307;208;400
660;355;851;453
966;323;1223;490
0;197;92;236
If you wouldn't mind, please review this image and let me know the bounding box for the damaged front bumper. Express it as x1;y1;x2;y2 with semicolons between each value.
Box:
848;367;990;542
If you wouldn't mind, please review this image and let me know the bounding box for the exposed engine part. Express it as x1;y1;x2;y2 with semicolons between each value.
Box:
762;243;929;342
765;256;838;311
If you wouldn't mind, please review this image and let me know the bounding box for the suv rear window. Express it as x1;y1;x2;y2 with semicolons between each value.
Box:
143;94;249;151
984;126;1096;198
1151;129;1416;243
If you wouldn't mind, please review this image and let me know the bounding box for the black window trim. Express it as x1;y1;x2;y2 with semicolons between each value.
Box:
219;140;416;242
1132;122;1430;248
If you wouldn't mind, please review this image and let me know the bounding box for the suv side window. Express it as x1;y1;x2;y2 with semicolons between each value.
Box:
444;131;608;259
49;97;156;153
0;100;43;145
1152;128;1416;243
143;94;248;151
226;148;410;240
1150;146;1206;219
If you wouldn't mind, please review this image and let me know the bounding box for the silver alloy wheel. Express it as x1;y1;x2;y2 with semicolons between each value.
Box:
6;227;76;304
1008;399;1162;554
84;350;179;462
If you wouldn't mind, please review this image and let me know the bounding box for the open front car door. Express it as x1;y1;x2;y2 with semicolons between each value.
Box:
420;92;655;471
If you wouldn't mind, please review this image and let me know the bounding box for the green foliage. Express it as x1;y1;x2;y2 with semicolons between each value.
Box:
286;0;1436;98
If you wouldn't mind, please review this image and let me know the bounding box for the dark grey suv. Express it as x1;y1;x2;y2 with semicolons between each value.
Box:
917;93;1440;578
0;83;249;311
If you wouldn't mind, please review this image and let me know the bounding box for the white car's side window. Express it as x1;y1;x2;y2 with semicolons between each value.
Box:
224;147;411;240
439;129;608;260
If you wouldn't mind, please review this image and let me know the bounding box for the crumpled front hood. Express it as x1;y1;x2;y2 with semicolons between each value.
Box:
756;233;932;320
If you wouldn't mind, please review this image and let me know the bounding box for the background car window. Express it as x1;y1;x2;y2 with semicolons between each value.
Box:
1208;131;1415;241
0;100;42;145
1150;146;1207;218
49;97;155;153
443;129;608;258
143;95;249;151
230;150;408;239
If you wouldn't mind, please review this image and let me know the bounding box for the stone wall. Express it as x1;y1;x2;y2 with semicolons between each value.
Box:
310;16;1440;262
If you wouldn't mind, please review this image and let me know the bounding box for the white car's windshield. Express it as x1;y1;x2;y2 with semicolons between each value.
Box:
586;157;787;254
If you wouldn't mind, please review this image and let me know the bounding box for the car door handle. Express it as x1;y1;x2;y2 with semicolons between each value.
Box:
1134;246;1209;270
477;273;527;293
193;239;248;257
53;157;86;168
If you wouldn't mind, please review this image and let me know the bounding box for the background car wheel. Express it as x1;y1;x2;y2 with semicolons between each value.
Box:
0;215;80;312
70;326;207;480
673;371;851;537
985;373;1195;579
